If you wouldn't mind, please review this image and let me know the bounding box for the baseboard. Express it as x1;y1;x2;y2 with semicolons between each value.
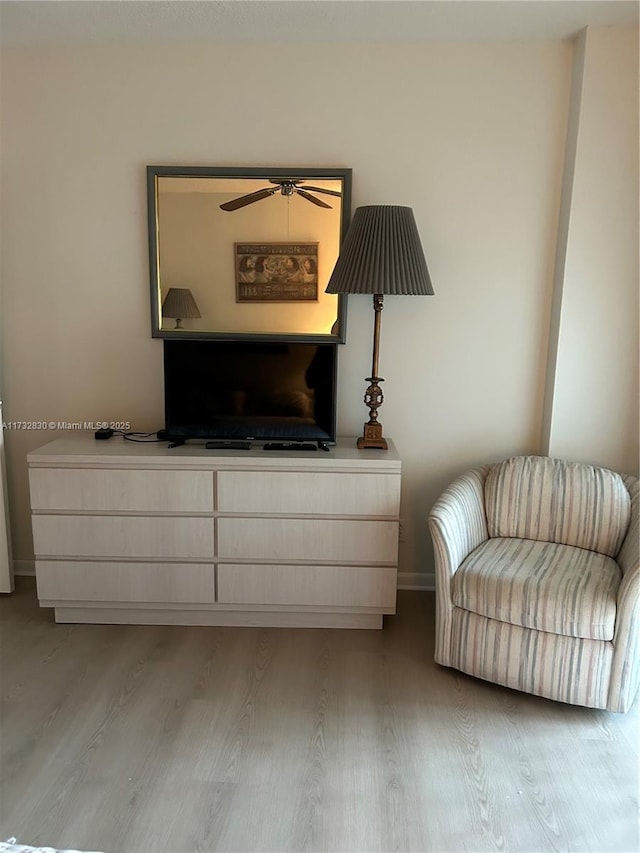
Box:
13;559;35;576
397;572;434;591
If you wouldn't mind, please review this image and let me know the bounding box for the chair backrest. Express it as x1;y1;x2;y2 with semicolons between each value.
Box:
484;455;631;557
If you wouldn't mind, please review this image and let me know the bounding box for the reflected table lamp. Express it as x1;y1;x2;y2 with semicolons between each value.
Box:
162;288;201;329
325;205;434;450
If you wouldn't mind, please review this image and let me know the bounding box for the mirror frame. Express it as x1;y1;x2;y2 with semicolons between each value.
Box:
147;165;352;343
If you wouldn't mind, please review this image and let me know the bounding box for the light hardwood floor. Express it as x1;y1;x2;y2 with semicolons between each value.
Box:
1;578;638;853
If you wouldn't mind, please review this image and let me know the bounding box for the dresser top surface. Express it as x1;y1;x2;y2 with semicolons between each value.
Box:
27;436;401;472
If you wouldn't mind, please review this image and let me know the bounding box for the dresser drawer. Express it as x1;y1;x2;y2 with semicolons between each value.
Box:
218;563;397;608
29;468;213;513
218;518;398;564
32;516;214;560
216;470;400;516
36;561;216;604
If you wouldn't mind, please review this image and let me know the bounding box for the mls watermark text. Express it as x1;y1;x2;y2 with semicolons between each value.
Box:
2;421;131;431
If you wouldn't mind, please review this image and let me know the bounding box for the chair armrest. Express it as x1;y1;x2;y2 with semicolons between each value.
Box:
428;465;491;668
609;478;640;711
617;474;639;577
428;465;491;580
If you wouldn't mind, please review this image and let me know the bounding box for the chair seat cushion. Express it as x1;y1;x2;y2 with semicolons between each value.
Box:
452;537;621;640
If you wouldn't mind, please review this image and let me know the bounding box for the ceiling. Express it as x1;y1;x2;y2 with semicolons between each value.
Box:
0;0;638;46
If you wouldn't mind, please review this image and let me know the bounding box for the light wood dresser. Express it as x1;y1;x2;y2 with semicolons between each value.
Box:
27;437;401;628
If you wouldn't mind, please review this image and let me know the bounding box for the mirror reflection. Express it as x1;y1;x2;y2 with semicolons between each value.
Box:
147;167;352;341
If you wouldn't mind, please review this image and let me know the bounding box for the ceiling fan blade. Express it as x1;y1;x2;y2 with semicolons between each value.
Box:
296;189;332;209
300;185;342;197
220;188;277;211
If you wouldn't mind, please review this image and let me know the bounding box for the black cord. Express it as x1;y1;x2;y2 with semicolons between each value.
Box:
121;431;166;443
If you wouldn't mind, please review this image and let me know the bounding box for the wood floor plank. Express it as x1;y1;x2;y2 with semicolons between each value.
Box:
1;578;638;853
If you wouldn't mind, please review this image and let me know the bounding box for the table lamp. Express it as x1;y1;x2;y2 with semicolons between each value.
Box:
162;288;201;330
325;205;434;449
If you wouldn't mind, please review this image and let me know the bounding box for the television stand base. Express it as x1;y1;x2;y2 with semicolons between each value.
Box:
263;442;318;452
205;440;252;450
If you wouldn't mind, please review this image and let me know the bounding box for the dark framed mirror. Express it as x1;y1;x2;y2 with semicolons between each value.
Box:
147;165;352;342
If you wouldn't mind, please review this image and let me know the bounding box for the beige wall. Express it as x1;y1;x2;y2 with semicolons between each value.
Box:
1;31;636;584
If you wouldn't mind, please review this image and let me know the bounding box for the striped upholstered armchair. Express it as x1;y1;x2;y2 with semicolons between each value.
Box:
428;456;639;712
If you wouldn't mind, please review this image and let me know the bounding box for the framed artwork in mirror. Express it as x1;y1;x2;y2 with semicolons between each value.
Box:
147;165;352;342
235;242;318;303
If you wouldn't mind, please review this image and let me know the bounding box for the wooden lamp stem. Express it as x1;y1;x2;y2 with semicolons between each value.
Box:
357;294;388;450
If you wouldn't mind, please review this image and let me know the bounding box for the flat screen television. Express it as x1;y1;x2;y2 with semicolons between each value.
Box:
163;340;337;445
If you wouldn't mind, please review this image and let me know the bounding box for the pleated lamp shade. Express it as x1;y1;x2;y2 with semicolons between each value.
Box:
162;288;201;328
325;206;434;296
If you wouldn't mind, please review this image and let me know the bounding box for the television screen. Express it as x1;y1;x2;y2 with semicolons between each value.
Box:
163;340;337;444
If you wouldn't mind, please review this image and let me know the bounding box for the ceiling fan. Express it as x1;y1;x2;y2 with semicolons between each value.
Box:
220;179;342;212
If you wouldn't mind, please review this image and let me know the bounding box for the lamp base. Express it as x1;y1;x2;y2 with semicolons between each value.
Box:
357;423;388;450
357;373;388;450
